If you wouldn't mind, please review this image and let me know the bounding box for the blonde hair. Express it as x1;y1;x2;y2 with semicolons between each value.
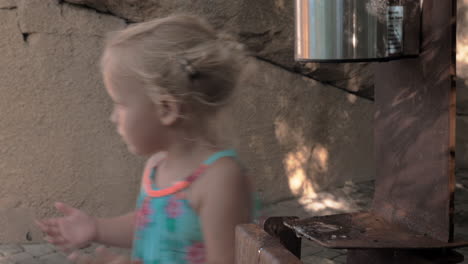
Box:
101;14;248;116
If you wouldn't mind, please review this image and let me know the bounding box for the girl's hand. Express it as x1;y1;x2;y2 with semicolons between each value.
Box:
68;246;141;264
35;202;98;252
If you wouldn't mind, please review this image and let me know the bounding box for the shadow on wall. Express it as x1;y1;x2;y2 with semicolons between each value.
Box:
224;59;375;213
270;94;373;216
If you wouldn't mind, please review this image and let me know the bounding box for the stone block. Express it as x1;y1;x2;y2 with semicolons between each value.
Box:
39;253;72;264
22;244;54;258
7;252;37;264
0;244;23;257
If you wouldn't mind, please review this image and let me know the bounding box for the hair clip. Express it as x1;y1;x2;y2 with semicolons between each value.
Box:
178;58;199;79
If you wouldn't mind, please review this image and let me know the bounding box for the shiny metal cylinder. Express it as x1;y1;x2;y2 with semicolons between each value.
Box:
295;0;420;62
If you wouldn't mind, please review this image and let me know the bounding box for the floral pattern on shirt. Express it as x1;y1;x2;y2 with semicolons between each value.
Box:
166;195;183;218
135;197;153;230
186;242;205;264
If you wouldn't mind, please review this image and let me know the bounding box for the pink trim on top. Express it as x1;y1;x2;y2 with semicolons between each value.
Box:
143;163;209;198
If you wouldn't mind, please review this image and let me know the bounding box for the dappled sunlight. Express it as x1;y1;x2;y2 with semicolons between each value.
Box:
274;118;305;146
311;145;329;173
458;41;468;80
285;146;317;197
283;144;330;197
347;94;358;103
273;114;361;216
274;119;290;146
458;42;468;65
276;117;332;198
391;91;418;107
299;193;353;212
280;144;360;216
295;181;366;216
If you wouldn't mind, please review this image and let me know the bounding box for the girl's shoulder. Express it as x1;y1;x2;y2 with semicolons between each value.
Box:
195;155;251;199
205;156;244;178
144;151;167;171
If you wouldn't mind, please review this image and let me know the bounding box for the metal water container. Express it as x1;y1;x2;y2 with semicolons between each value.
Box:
295;0;421;62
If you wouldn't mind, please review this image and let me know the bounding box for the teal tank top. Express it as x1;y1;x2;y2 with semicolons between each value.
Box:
131;150;241;264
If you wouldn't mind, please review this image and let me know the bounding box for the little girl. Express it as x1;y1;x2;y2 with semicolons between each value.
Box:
36;14;254;264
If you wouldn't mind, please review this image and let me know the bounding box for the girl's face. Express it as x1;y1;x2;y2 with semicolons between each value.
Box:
103;69;166;156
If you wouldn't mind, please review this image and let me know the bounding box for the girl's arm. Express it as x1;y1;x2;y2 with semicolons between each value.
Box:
96;151;166;248
94;212;136;248
36;204;135;251
196;158;252;264
36;152;166;251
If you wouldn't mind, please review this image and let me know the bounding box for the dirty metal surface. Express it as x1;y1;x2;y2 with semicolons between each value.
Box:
373;0;457;242
283;212;468;249
263;217;302;258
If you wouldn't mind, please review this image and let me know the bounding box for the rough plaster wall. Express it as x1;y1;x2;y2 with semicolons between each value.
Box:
0;0;145;242
226;61;374;203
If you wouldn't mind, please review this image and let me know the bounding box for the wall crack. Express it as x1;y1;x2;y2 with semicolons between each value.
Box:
61;0;132;24
14;9;26;44
22;33;30;43
256;56;375;102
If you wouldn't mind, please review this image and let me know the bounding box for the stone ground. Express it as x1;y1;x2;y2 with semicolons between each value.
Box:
1;172;468;263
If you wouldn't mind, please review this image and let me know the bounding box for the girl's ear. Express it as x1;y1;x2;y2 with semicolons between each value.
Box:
157;94;180;126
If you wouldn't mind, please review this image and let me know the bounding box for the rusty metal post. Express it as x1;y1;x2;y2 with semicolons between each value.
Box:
372;0;457;242
348;0;460;262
